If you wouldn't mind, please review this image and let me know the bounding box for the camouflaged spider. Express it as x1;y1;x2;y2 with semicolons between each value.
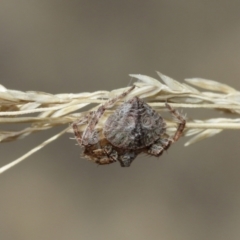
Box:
72;85;186;167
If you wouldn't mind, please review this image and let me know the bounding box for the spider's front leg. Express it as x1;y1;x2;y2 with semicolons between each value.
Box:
72;112;93;146
81;85;135;146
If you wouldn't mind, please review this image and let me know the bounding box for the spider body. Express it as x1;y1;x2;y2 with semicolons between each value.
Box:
103;96;166;149
72;86;186;167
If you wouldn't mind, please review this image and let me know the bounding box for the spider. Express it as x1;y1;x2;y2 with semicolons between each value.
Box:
72;85;186;167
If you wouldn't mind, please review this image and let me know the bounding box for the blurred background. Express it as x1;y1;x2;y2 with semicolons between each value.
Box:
0;1;240;239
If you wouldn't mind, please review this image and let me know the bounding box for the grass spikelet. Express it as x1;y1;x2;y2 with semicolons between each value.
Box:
0;72;240;173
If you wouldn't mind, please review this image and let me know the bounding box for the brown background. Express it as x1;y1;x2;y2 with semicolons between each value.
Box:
1;1;240;240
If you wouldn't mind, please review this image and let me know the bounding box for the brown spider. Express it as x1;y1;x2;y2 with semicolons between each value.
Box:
72;85;186;167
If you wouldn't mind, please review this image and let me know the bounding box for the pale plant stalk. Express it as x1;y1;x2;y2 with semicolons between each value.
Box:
0;72;240;174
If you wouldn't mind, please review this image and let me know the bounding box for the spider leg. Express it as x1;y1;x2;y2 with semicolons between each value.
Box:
165;102;186;142
85;143;118;165
148;104;186;158
81;85;135;146
72;113;93;146
73;123;84;146
148;138;171;157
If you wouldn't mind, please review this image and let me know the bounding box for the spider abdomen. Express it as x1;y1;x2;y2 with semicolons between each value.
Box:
103;97;166;150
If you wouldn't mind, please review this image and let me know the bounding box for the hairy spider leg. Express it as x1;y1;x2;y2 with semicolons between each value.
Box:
72;113;94;145
148;103;186;157
77;85;135;146
165;102;186;142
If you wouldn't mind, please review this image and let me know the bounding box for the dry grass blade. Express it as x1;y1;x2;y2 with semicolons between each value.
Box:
184;129;222;146
0;126;70;174
185;78;237;93
0;72;240;173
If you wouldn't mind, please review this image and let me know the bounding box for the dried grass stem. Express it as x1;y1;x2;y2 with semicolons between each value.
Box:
1;72;240;173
